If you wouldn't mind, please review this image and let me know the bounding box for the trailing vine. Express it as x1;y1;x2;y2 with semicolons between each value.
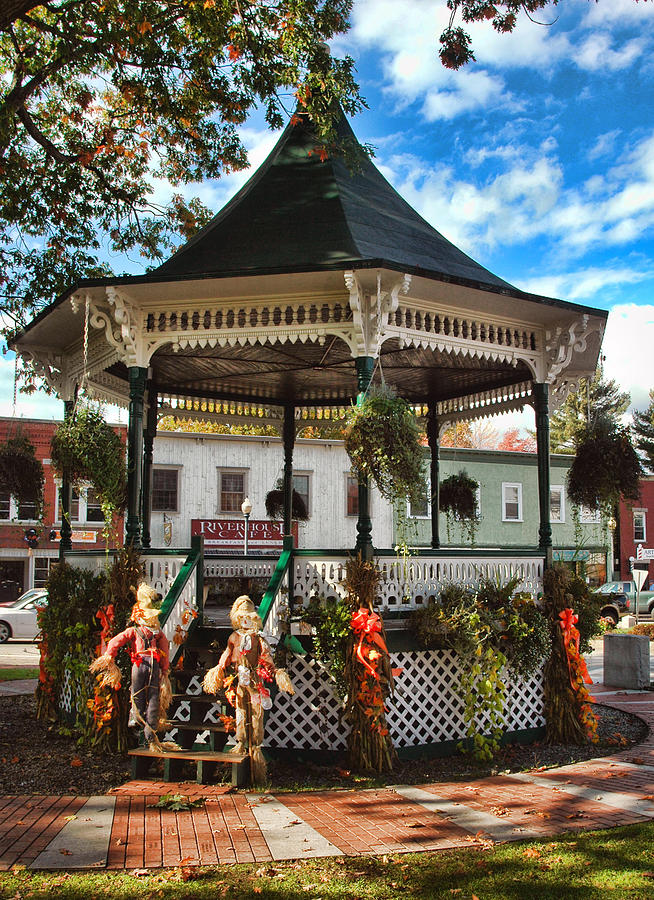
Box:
50;404;127;532
410;577;551;761
302;595;352;700
344;384;425;504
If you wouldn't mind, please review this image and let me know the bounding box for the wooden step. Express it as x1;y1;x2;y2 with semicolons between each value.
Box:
128;748;249;786
163;721;229;752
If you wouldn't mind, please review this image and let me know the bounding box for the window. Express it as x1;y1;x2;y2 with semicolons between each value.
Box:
85;488;104;523
16;498;38;521
0;492;10;520
409;477;431;518
152;468;179;512
346;475;359;517
502;483;522;522
634;510;646;543
57;487;81;523
292;473;310;517
580;505;601;524
34;557;54;588
219;470;246;513
550;486;565;523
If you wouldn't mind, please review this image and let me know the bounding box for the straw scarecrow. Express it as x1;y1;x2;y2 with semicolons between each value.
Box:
203;595;294;783
89;583;174;751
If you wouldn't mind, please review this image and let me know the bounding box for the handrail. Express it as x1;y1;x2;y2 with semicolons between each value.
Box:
258;535;293;627
158;535;204;665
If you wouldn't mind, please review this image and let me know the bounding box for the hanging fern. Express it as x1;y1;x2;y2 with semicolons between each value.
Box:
344;385;425;504
265;488;309;521
50;405;127;524
0;431;44;513
567;415;642;515
439;470;480;544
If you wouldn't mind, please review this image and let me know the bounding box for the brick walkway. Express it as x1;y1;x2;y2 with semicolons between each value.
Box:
1;688;653;871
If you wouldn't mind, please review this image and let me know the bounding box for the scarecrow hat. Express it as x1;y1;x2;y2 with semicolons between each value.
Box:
229;594;262;631
131;583;162;628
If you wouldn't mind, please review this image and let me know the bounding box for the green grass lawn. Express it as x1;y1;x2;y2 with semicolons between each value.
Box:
1;822;654;899
0;667;38;682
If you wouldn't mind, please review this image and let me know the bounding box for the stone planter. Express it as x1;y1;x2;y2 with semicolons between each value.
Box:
603;633;651;689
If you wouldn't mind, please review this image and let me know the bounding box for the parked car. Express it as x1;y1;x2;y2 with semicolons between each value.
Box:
593;580;654;625
0;587;44;608
0;590;48;643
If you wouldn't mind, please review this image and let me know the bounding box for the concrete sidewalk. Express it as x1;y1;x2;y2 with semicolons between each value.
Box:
0;687;652;871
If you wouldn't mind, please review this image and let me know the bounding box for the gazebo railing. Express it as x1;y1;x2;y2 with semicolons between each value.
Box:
292;549;545;613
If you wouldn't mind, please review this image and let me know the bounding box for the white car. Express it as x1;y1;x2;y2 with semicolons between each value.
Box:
0;590;48;643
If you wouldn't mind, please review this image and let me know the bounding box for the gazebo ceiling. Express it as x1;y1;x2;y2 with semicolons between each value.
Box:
12;110;607;418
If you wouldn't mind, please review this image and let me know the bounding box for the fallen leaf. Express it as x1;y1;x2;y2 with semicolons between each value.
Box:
405;822;426;828
632;758;645;765
131;868;150;877
64;815;77;822
59;848;72;856
70;757;83;768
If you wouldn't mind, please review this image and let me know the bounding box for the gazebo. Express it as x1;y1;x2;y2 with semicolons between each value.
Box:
12;111;607;755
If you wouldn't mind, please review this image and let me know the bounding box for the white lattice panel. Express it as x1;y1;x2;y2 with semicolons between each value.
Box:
263;650;544;751
264;654;347;751
292;555;544;613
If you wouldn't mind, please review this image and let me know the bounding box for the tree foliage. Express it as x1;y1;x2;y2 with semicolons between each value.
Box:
438;1;648;70
0;0;363;337
633;389;654;473
550;367;630;453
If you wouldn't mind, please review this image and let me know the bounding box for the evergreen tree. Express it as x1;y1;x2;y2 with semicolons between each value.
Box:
550;368;630;453
633;390;654;473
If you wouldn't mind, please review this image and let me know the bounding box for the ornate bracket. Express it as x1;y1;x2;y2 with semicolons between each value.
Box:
71;288;153;368
344;271;411;357
18;349;76;400
544;315;593;383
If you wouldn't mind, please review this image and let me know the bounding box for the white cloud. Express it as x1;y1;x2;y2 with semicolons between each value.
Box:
600;303;654;413
516;265;653;303
575;33;645;71
587;130;621;162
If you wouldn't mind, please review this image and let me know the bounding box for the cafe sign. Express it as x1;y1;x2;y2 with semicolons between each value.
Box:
191;519;297;552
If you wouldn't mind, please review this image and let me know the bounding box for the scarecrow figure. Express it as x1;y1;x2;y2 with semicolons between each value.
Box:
89;583;173;751
203;595;294;783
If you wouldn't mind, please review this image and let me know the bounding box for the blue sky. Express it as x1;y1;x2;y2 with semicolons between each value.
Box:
3;0;654;428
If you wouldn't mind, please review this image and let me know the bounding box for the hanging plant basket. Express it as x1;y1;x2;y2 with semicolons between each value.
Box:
265;489;309;522
439;470;480;544
344;385;424;504
567;416;642;514
0;431;44;513
50;405;127;523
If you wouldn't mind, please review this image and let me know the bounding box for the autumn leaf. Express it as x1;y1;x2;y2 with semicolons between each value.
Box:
70;757;83;767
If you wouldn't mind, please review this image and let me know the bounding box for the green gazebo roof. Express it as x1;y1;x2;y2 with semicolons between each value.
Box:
156;113;513;293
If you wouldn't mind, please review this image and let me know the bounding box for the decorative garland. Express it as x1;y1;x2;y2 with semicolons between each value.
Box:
342;555;397;773
543;565;600;745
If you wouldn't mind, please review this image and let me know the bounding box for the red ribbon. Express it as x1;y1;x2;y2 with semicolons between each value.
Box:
351;607;387;680
559;608;592;687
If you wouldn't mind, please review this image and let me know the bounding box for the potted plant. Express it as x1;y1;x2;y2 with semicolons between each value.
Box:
265;480;309;521
439;469;480;543
50;404;127;526
567;414;642;516
344;385;424;504
0;430;44;516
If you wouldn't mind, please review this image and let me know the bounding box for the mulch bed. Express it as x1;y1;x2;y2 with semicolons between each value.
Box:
0;695;648;795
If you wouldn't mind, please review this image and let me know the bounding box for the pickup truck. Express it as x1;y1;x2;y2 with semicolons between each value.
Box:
593;580;654;624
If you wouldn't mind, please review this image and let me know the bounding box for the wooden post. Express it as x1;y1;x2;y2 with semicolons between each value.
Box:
59;397;75;559
355;356;375;560
534;382;553;561
126;366;148;547
282;403;295;537
427;406;440;549
141;386;158;549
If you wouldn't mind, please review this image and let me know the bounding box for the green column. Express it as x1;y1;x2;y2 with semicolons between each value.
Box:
59;397;75;559
355;356;375;560
427;406;440;549
282;403;295;538
126;366;148;547
534;382;553;557
141;386;158;549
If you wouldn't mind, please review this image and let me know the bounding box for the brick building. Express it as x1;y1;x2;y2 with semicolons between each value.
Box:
618;475;654;586
0;417;125;600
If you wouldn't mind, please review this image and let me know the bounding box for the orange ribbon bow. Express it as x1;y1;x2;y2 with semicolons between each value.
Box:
559;607;592;687
351;607;387;680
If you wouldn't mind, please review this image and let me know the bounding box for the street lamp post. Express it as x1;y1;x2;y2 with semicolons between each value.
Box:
241;497;252;556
